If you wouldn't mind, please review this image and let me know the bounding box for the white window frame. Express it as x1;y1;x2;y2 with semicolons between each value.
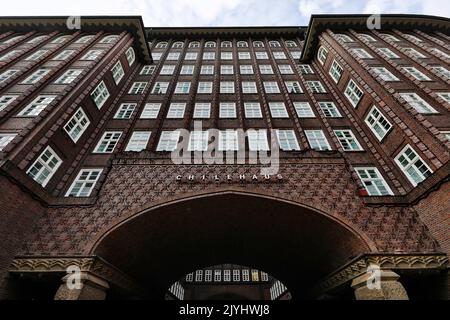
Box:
128;82;147;95
200;65;214;75
247;129;269;151
371;67;399;81
242;81;257;94
377;48;400;59
157;131;181;151
344;80;364;107
91;81;110;109
365;106;393;141
276;130;300;151
244;102;262;118
305;130;331;151
395;145;433;187
126;47;135;66
151;82;169;94
402;67;431;81
294;102;315;118
174;82;191;94
65;169;103;197
26;146;62;187
188;131;209;152
318;46;328;65
319;102;342;118
64;107;90;143
355;167;394;196
93;131;122;153
111;61;125;84
329;60;343;83
307;81;326;93
193;103;211;119
0;95;18;112
263;81;280;94
334;130;363;151
220;81;235;94
0;133;16;151
219;103;236;118
21;69;51;84
125;131;151;152
269;102;289;118
167;103;186;119
114;103;136;119
140;103;161;119
54;69;82;84
17;95;56;117
400;93;437;114
197;81;213;94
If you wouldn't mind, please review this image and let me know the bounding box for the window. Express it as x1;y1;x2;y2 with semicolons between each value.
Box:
75;35;94;43
299;64;314;74
233;269;241;282
0;95;18;112
111;61;124;84
200;65;214;75
66;169;103;197
0;70;19;83
94;131;122;153
344;80;363;107
269;102;289;118
365;106;393;141
329;60;343;83
221;52;232;60
64;108;90;143
0;133;16;151
141;103;161;119
188;41;200;48
371;67;399;81
263;81;280;94
307;81;326;93
402;67;431;81
174;82;190;94
431;66;450;79
285;40;297;47
0;50;22;61
269;41;281;47
128;82;147;95
214;270;222;282
259;65;273;74
205;41;216;48
25;50;48;61
223;270;231;282
125;131;151;152
273;52;287;59
218;131;239;151
155;42;167;49
253;41;264;48
255;52;268;59
52;50;75;61
220;81;235;94
21;69;51;84
400;93;437;113
54;69;82;84
240;65;254;74
140;65;155;75
27;35;47;43
318;46;328;65
351;48;373;59
188;131;209;151
355;168;393;196
186;273;193;282
242;81;257;93
126;47;135;65
180;65;194;75
319;102;342;118
26;146;62;187
2;35;23;44
167;103;186;118
197;82;213;93
195;270;203;282
395;145;433;186
185;52;197;60
291;51;301;59
81;50;104;60
220;65;234;74
334;130;363;151
441;131;450;141
403;48;426;59
336;34;353;42
221;41;232;48
152;53;162;60
167;52;180;60
205;270;212;282
261;272;269;281
276;130;300;151
404;34;422;42
294;102;315;118
430;48;450;59
172;42;183;49
237;41;248;48
160;65;175;75
91;81;110;109
193;103;211;119
18;95;55;117
242;270;250;281
244;103;262;118
305;130;331;150
359;34;377;42
377;48;399;59
238;52;250;59
437;92;450;104
248;130;269;151
380;33;400;42
152;82;169;94
251;270;259;282
157;131;180;151
114;103;136;119
203;52;215;60
100;35;118;44
278;65;294;74
219;103;236;118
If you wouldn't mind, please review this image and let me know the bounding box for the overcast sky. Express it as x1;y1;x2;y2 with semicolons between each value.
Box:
1;0;448;27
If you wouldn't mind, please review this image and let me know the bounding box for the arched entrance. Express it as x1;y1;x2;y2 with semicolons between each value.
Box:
92;192;372;300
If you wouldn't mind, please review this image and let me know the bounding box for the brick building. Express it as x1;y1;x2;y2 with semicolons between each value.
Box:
0;14;449;300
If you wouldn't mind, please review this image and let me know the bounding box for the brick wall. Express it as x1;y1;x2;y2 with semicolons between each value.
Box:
0;175;44;298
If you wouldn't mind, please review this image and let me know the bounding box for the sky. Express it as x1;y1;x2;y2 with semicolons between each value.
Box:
1;0;448;27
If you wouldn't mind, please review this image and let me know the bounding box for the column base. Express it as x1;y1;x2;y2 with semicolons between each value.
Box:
351;270;408;300
54;272;110;300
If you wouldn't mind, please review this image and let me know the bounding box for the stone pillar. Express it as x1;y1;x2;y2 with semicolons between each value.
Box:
351;270;408;300
54;272;110;300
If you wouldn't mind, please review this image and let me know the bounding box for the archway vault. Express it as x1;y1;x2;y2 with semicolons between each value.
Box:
91;191;375;299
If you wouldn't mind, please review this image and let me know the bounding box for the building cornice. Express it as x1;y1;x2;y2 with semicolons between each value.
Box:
300;14;450;62
0;16;152;63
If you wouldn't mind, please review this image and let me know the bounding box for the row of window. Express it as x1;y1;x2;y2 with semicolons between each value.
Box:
185;269;269;283
154;40;298;49
270;281;288;300
335;32;442;45
0;34;118;46
150;50;302;61
157;63;296;76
